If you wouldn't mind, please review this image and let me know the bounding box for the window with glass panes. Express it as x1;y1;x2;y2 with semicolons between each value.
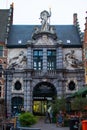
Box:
0;46;3;56
33;50;43;70
47;50;56;70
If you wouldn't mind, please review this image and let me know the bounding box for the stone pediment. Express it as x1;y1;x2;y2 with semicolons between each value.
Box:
35;35;54;45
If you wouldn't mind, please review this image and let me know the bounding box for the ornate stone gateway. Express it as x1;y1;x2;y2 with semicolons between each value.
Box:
33;82;57;115
5;8;84;117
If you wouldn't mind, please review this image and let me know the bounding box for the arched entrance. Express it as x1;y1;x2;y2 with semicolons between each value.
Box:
33;82;57;115
11;97;24;116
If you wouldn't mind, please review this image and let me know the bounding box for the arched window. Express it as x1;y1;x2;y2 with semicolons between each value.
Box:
11;97;24;114
68;81;75;91
14;81;21;90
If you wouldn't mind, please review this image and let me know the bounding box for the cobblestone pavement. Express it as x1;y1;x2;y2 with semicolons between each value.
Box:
31;118;69;130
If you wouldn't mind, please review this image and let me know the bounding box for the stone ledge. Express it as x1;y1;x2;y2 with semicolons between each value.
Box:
13;127;41;130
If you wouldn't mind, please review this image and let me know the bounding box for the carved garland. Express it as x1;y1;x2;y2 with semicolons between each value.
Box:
12;78;23;92
66;78;78;92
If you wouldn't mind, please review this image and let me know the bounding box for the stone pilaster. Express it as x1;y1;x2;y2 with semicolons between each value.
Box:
24;75;27;111
27;47;32;69
27;79;32;112
57;81;63;98
56;46;63;69
7;76;12;117
43;48;47;72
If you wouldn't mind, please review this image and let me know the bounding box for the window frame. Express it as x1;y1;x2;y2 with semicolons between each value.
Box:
47;50;56;70
33;50;43;70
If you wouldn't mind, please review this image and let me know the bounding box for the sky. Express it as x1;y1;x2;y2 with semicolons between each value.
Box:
0;0;87;32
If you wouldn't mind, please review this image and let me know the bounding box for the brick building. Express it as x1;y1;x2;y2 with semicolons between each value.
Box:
0;3;13;117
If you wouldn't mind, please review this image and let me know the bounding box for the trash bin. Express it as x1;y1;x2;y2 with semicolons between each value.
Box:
82;120;87;130
69;117;79;130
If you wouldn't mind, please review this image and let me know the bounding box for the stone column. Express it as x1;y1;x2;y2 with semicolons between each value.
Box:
27;47;32;69
7;76;12;117
56;46;63;69
57;80;63;98
24;74;27;111
43;48;47;72
27;79;32;112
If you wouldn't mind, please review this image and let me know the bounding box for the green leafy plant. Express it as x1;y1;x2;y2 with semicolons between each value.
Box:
18;112;37;127
71;96;87;111
52;97;66;115
52;97;66;124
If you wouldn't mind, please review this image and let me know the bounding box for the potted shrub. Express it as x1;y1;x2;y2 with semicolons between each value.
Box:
18;112;37;127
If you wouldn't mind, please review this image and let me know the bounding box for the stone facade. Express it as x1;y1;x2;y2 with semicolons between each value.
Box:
5;9;85;116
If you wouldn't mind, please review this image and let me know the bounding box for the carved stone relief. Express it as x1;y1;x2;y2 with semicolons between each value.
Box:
8;49;27;69
63;48;83;70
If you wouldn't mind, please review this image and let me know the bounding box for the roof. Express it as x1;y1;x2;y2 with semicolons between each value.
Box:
7;24;82;47
0;9;9;42
55;25;82;46
8;25;34;46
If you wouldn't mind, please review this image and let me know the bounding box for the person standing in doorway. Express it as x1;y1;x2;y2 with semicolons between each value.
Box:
47;106;52;123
